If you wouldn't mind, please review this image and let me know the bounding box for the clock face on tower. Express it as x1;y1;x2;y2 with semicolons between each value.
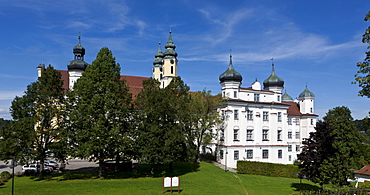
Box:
170;59;174;64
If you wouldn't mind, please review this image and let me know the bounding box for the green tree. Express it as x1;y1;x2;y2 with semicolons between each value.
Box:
7;65;65;179
298;106;364;187
67;47;132;178
354;11;370;97
134;77;190;173
183;90;223;162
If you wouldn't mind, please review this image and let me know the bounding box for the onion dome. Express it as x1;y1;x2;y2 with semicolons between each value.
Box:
68;36;88;71
299;85;315;98
219;55;242;83
263;64;284;89
153;42;164;66
282;91;293;101
163;30;178;58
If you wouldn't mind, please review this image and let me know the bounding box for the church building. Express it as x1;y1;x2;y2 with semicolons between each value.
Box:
37;31;317;168
214;55;317;168
37;31;178;97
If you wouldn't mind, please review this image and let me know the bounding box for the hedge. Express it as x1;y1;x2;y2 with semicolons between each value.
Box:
0;171;11;184
237;161;298;178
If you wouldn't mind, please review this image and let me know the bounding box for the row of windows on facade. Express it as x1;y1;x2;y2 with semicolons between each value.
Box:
223;110;314;125
220;148;298;161
221;129;301;141
225;92;281;103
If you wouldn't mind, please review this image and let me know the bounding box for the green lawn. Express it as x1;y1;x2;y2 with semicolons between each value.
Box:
0;162;319;195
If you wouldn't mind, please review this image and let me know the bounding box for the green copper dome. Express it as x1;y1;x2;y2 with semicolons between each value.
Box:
219;55;242;83
153;42;164;66
282;91;293;101
163;30;178;58
263;64;284;89
299;86;315;98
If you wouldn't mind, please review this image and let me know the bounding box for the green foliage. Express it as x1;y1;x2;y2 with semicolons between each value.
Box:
0;171;11;184
298;106;365;187
184;90;224;162
354;11;370;97
134;77;191;170
6;65;65;179
237;161;298;178
66;47;132;178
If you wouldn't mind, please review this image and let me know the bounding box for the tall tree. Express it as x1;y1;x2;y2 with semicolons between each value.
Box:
7;65;65;179
354;11;370;97
66;47;132;178
182;90;223;162
298;106;364;186
134;77;190;173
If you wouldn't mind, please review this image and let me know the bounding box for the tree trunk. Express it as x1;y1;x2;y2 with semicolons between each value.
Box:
98;159;104;178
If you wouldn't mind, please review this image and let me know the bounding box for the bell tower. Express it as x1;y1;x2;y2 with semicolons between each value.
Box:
161;30;178;88
67;36;88;89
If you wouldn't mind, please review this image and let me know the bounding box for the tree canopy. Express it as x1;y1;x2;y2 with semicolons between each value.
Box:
7;65;65;179
354;11;370;97
298;106;365;186
66;47;132;177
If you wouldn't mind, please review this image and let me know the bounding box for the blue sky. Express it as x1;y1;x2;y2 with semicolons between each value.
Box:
0;0;369;120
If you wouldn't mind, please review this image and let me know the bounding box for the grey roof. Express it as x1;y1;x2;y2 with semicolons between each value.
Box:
219;55;242;83
263;64;284;89
299;86;315;98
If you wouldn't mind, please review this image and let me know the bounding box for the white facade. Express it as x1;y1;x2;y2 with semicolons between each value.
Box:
214;57;317;169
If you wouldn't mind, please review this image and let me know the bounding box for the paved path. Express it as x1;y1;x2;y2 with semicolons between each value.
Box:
211;161;237;173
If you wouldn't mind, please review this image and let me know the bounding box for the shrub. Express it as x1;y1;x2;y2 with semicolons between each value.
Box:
237;161;298;178
0;171;12;184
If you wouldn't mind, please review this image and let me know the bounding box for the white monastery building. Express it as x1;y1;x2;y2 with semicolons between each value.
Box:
214;55;318;169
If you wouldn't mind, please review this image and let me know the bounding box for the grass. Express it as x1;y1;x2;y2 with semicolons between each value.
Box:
0;162;320;195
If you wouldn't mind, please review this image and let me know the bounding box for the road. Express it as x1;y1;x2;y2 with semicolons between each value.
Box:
0;159;99;175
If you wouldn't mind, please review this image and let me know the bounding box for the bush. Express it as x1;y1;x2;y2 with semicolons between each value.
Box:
0;171;12;184
237;161;298;178
200;153;216;161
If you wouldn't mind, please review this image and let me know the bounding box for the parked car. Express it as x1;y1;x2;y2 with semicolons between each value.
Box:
22;164;53;175
44;159;59;170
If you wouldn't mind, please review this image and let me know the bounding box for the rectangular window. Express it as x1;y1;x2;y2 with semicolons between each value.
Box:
288;131;292;139
234;110;239;120
262;149;268;159
234;91;237;98
277;130;282;141
263;111;269;121
247;129;253;141
234;129;239;141
277;95;280;102
220;130;224;141
278;112;282;122
247;149;253;159
288;145;292;152
220;150;224;159
262;129;269;141
296;145;300;152
171;66;174;74
289;155;292;161
295;131;300;139
247;110;253;120
288;118;292;125
311;119;314;125
296;118;300;125
254;94;260;102
234;150;239;160
278;150;282;158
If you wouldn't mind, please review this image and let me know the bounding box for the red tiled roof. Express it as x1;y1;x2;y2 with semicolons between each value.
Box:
282;101;302;116
58;70;69;93
57;70;149;99
355;165;370;176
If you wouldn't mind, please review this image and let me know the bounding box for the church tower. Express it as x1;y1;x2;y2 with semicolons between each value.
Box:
263;63;284;93
67;36;88;89
152;42;164;83
161;30;178;88
298;85;315;114
219;55;242;98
